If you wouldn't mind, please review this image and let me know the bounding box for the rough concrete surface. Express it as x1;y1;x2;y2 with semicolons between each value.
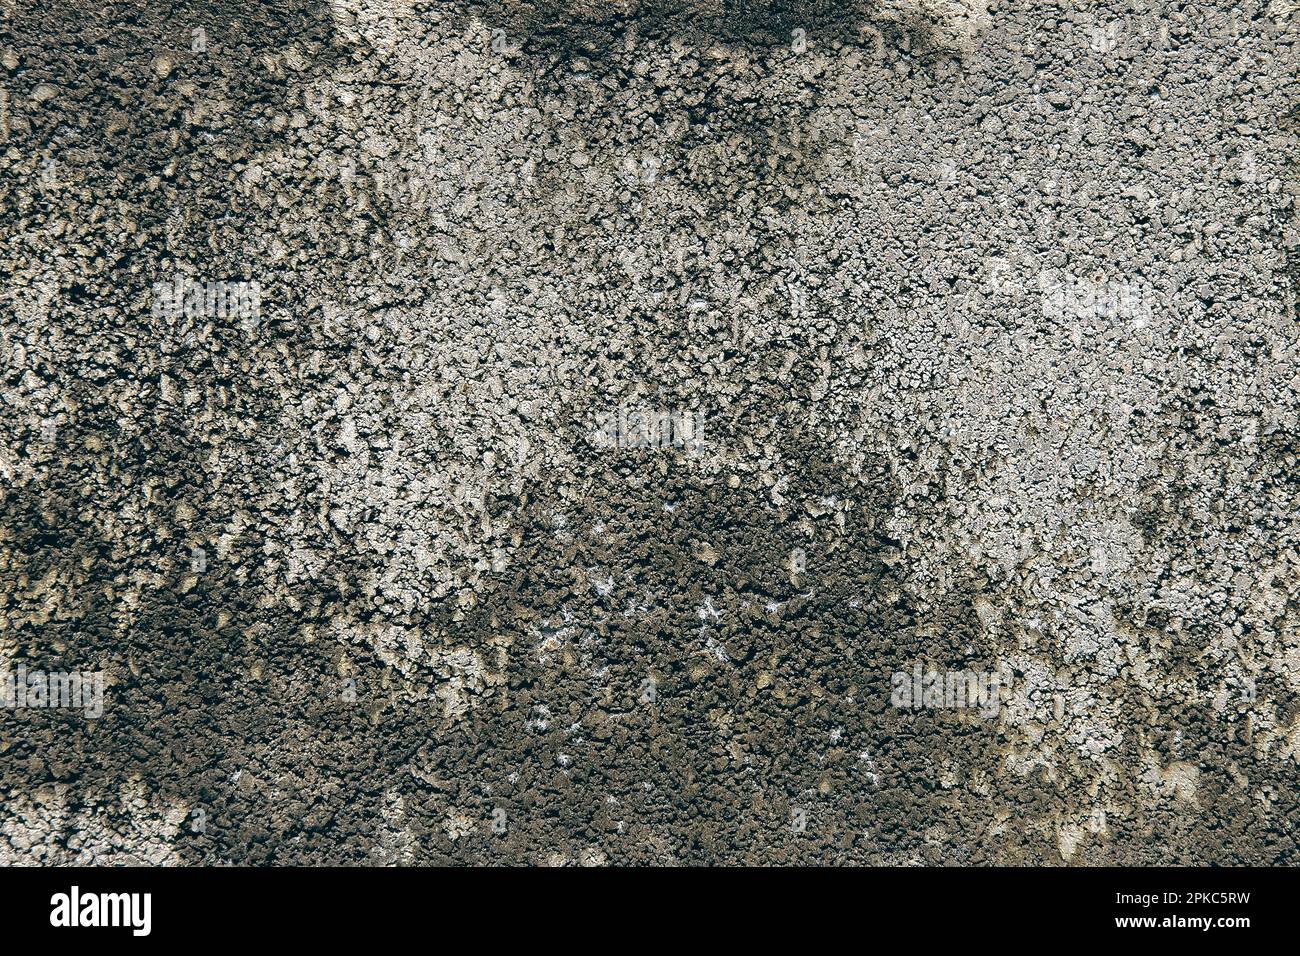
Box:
0;0;1298;865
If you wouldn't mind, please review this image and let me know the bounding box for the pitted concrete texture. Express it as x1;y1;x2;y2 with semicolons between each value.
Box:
1;0;1298;864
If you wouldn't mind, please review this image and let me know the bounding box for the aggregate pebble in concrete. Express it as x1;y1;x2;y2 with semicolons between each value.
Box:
0;0;1298;864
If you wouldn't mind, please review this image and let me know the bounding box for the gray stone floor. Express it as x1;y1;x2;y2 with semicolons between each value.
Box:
0;0;1297;864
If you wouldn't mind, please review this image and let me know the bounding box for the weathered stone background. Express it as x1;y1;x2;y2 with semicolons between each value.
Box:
1;0;1298;864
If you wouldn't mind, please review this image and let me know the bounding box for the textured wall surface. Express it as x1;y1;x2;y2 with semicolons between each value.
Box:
1;0;1298;864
